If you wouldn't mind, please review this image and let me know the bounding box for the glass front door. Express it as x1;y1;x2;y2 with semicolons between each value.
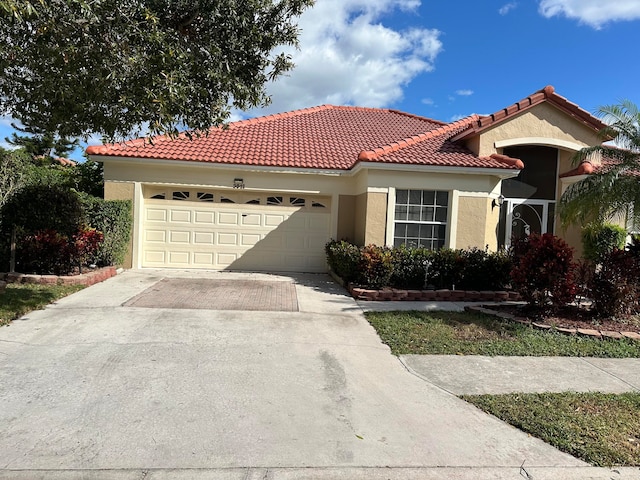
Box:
504;199;555;246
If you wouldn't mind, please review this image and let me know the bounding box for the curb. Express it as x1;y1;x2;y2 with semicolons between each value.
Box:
466;304;640;341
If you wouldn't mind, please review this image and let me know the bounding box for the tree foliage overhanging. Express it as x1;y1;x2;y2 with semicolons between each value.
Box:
559;100;640;228
0;0;314;142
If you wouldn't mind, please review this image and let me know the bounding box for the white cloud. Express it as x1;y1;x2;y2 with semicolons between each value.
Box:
247;0;442;115
499;2;517;15
456;89;474;96
449;114;468;121
539;0;640;28
421;98;435;105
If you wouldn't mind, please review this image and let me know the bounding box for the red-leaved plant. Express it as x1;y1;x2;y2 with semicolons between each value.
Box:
18;228;104;275
510;233;577;308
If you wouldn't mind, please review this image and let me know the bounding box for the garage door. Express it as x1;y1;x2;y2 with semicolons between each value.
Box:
141;188;332;272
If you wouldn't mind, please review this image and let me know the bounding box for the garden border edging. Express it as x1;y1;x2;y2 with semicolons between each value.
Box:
466;305;640;341
1;266;117;287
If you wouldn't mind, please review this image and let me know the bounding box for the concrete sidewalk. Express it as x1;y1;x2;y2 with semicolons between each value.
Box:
400;355;640;395
358;299;640;395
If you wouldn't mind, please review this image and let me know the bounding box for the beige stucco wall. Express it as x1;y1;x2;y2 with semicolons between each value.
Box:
103;181;135;269
473;103;601;157
102;160;357;196
336;195;356;242
456;196;499;250
104;181;134;201
353;193;366;245
364;192;388;245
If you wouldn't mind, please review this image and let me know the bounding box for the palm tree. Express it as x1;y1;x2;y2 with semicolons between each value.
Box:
559;100;640;229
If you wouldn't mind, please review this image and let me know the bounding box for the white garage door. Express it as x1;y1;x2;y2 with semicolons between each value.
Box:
141;188;332;272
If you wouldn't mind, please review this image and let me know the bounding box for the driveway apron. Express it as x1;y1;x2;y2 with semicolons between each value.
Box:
0;269;595;478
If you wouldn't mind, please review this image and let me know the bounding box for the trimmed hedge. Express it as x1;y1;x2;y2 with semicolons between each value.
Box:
79;194;132;267
326;240;512;291
0;185;132;272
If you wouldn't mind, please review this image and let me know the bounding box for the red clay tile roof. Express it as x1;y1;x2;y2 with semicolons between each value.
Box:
451;85;610;142
560;146;640;178
358;115;519;169
86;105;521;172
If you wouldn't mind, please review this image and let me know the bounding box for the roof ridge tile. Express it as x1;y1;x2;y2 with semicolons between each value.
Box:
461;85;607;140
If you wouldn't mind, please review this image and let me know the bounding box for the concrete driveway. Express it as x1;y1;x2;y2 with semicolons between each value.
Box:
0;270;623;479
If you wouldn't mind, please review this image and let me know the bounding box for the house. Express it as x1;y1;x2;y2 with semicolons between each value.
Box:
86;85;609;273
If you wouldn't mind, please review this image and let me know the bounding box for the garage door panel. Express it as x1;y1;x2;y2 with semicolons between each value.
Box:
169;231;190;244
241;233;261;246
285;216;307;229
241;214;262;226
193;252;215;265
265;214;287;226
218;212;239;225
144;250;166;264
169;210;191;223
194;211;215;224
259;233;285;248
285;236;305;250
193;232;215;245
142;193;331;272
218;233;238;246
145;230;166;243
307;216;331;231
217;253;238;266
168;251;190;264
309;235;331;249
146;209;167;222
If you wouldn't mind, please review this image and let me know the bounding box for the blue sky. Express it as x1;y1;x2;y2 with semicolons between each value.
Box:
2;0;640;161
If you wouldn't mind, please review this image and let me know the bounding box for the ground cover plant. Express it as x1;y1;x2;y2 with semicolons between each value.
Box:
365;310;640;357
0;283;84;326
462;392;640;467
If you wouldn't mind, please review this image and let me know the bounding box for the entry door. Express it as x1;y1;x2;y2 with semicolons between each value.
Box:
504;199;555;246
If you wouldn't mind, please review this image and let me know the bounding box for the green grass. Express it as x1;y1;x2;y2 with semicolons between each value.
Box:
0;283;85;326
462;392;640;466
365;310;640;357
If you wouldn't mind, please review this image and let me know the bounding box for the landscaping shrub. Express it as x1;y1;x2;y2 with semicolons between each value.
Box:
458;247;512;291
482;249;513;291
80;195;132;266
590;249;640;318
429;248;465;290
358;244;393;289
0;184;131;272
1;184;84;237
325;240;361;283
326;240;513;291
510;233;577;307
390;246;433;289
17;227;103;275
582;222;627;263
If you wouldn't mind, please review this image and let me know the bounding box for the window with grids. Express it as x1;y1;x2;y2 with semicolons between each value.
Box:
394;190;448;249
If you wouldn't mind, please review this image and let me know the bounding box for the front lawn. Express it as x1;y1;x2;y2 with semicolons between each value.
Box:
463;392;640;466
365;310;640;357
0;283;85;326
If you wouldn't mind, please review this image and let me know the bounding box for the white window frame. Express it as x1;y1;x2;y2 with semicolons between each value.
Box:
390;188;450;250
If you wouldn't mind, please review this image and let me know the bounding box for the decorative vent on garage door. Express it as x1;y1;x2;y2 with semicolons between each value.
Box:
145;187;330;210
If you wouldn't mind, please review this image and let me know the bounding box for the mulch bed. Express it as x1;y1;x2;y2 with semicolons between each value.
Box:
487;303;640;335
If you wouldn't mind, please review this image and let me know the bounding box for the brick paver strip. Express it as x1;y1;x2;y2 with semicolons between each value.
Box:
124;278;299;311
